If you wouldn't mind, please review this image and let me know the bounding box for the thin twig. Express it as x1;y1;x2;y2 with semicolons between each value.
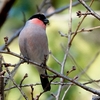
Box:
1;49;100;96
4;82;73;91
78;0;100;20
69;51;100;88
61;85;72;100
51;93;56;99
0;55;4;100
56;0;72;99
92;95;100;100
0;50;25;60
37;0;51;13
0;27;22;50
46;66;100;96
30;85;34;100
46;0;90;17
5;83;40;91
69;0;95;45
20;73;28;87
5;66;28;100
66;66;76;76
50;52;61;65
39;0;47;10
4;60;24;87
83;79;100;85
71;26;100;34
58;31;68;38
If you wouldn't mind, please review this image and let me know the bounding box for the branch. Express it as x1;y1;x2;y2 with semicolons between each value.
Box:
1;50;100;96
4;65;28;100
46;66;100;96
0;55;4;100
0;27;22;50
4;60;24;87
0;0;16;27
50;52;61;65
56;0;73;99
92;95;100;100
5;83;40;91
78;0;100;20
61;85;72;100
19;73;28;87
69;0;95;45
71;26;100;34
83;79;100;85
46;0;90;17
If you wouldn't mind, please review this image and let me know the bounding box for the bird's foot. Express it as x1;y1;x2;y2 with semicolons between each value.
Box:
43;55;48;65
24;57;30;64
40;63;45;69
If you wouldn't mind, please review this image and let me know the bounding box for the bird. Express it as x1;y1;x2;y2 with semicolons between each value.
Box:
18;13;51;92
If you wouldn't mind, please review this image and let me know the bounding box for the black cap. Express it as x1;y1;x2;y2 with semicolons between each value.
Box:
29;13;49;25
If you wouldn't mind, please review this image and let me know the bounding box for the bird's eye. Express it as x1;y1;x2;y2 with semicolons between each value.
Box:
38;17;41;19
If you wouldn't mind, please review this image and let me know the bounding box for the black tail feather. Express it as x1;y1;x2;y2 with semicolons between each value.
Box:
40;72;51;91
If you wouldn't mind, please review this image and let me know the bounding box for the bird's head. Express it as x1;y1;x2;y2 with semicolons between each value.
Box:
29;13;49;25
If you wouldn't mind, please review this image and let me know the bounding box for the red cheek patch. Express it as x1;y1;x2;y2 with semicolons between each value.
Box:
30;18;46;29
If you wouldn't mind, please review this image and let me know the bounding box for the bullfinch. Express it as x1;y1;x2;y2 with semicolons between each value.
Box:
19;13;51;91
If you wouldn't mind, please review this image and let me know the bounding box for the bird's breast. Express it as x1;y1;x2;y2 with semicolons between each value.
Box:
19;23;49;64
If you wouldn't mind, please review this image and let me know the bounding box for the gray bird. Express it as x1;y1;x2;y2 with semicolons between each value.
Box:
19;13;51;91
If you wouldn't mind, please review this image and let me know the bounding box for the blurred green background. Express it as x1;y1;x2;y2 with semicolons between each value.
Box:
0;0;100;100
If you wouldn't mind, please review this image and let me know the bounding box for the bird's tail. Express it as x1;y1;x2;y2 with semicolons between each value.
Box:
40;70;51;91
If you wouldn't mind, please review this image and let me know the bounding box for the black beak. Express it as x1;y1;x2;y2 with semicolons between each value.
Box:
44;19;49;25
